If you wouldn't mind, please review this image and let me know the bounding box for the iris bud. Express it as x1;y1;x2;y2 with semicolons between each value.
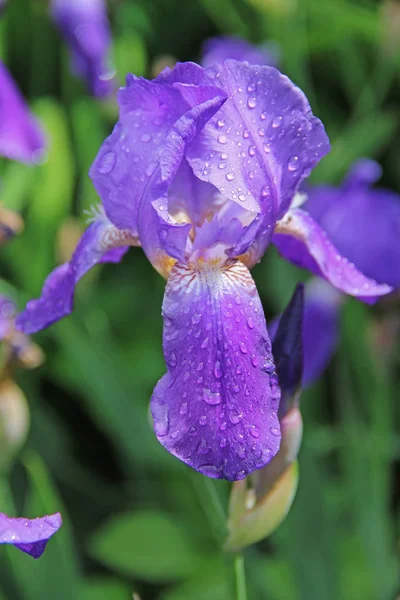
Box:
0;380;30;471
224;407;302;552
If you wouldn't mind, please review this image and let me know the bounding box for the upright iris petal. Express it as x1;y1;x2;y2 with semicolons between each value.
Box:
0;61;45;163
151;261;280;480
51;0;115;97
0;513;62;558
187;60;329;222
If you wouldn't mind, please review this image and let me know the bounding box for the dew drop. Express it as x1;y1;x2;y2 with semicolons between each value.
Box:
216;119;225;129
217;134;228;144
220;438;227;448
270;426;280;436
214;360;222;379
248;145;256;157
251;355;258;367
249;425;260;439
238;193;246;202
261;184;270;199
247;96;257;109
97;151;116;174
220;421;227;431
258;127;266;137
226;172;235;181
247;83;256;93
239;341;247;354
168;352;177;367
140;133;152;143
288;155;299;171
199;415;208;425
192;313;202;324
201;337;209;349
203;389;222;405
230;411;243;424
260;111;268;120
243;129;250;139
145;161;157;177
272;116;283;128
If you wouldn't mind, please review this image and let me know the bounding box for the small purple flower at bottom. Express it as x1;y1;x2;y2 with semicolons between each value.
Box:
50;0;115;97
16;60;394;480
0;61;46;164
0;512;62;558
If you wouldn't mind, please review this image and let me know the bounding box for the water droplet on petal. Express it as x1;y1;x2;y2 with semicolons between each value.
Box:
180;402;188;415
226;172;235;181
168;352;177;367
272;116;283;128
97;151;116;174
248;145;256;157
192;313;202;324
141;133;152;143
270;426;280;436
199;415;208;425
247;83;256;93
216;119;225;129
249;425;260;438
239;341;247;354
218;134;227;144
203;389;222;405
214;360;222;379
218;162;226;169
247;96;257;109
288;155;299;171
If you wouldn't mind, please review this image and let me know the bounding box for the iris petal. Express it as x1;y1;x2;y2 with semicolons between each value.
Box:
151;260;281;480
272;208;392;302
90;65;226;234
16;215;134;333
0;61;45;164
187;60;329;223
0;512;62;558
304;160;400;288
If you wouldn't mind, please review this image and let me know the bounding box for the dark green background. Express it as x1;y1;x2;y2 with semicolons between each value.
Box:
0;0;399;598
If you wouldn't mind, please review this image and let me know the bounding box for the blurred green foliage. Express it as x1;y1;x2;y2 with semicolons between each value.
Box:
0;0;399;598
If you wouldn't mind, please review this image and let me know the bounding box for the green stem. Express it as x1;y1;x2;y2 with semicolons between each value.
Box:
235;554;247;600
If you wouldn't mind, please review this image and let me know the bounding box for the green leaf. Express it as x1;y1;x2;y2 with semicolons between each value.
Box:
6;452;81;600
89;510;202;582
80;577;132;600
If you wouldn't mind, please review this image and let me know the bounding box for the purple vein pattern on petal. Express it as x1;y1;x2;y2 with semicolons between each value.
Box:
16;215;131;334
304;160;400;287
90;63;226;237
51;0;114;97
0;61;46;164
302;279;342;386
201;36;279;69
272;208;393;302
0;512;62;558
187;60;329;224
151;261;281;481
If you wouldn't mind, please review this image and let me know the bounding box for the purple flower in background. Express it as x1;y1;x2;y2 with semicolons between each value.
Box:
0;512;62;558
51;0;115;97
17;60;393;480
202;36;279;69
0;61;46;164
298;159;400;385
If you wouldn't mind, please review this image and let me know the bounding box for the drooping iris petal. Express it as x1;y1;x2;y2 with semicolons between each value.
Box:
302;279;342;386
187;60;329;227
151;260;281;481
304;160;400;287
51;0;115;97
0;512;62;558
272;208;393;302
16;214;134;334
201;36;279;69
90;64;226;238
270;284;304;418
0;61;46;164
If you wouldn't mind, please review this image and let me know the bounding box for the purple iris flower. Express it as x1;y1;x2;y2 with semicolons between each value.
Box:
0;512;62;558
202;36;279;70
0;61;46;164
16;60;393;480
51;0;115;97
